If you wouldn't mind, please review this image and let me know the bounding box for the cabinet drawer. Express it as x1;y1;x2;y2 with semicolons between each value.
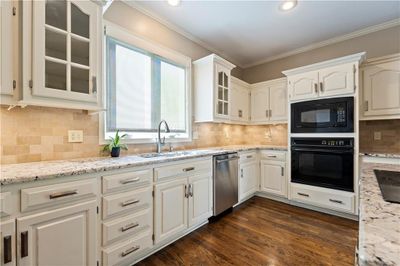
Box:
154;159;211;181
260;151;286;161
102;229;152;266
102;169;152;194
102;186;152;219
102;208;152;246
239;152;257;163
0;192;12;217
21;179;97;212
291;184;355;213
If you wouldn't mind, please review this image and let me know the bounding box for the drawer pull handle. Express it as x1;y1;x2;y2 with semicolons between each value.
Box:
121;245;140;257
121;222;139;232
183;167;195;172
297;192;309;197
329;199;343;204
266;155;277;158
49;190;78;199
246;155;253;159
4;235;12;263
120;177;140;184
121;199;140;207
21;231;28;258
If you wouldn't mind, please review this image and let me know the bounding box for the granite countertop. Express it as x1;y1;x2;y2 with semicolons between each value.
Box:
360;152;400;159
0;145;287;186
358;161;400;266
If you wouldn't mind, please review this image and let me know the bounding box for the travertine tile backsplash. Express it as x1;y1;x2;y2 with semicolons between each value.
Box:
0;106;288;164
359;120;400;154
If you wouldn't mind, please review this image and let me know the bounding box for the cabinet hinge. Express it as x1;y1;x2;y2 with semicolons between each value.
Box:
13;80;16;90
96;206;99;214
353;64;356;74
104;25;107;35
152;190;154;197
12;7;16;16
28;80;33;89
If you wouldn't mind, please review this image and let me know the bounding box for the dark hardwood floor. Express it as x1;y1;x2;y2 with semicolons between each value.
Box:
137;197;358;266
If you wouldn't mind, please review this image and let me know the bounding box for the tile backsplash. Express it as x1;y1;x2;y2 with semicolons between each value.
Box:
0;106;288;164
359;119;400;154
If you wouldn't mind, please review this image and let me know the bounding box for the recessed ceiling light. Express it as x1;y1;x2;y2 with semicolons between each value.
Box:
279;0;297;11
167;0;181;7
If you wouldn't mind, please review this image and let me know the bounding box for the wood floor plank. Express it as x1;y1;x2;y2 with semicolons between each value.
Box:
136;197;358;266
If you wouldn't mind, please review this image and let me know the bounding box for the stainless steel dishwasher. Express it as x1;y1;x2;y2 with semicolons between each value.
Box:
213;152;239;216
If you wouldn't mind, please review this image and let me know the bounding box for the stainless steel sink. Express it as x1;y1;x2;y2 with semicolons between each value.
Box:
139;151;195;158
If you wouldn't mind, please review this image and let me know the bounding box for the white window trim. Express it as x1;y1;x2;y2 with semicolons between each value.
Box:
99;20;192;145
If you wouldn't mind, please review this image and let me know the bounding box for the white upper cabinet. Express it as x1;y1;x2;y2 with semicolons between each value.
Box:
230;77;250;122
21;0;103;110
361;54;400;120
0;0;18;105
193;54;236;122
250;78;287;124
284;52;366;102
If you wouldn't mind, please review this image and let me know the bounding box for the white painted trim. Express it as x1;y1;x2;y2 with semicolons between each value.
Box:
231;76;250;87
361;52;400;67
121;0;241;67
282;52;366;76
250;77;287;88
244;19;400;68
193;53;236;70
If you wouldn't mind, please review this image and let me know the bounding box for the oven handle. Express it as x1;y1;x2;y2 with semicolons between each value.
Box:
291;148;353;154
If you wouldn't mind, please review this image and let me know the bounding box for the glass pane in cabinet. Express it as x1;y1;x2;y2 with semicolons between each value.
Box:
71;37;89;66
71;67;89;94
223;73;228;87
224;88;228;101
46;0;67;30
217;101;223;115
223;102;228;115
218;86;223;100
45;30;66;60
218;72;223;86
45;61;66;90
71;3;90;38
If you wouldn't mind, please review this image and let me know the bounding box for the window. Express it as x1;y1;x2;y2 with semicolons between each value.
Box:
103;24;191;143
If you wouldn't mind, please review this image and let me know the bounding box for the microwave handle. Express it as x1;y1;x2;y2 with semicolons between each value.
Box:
291;148;353;154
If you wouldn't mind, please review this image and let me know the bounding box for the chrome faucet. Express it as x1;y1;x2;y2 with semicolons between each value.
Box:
156;120;170;153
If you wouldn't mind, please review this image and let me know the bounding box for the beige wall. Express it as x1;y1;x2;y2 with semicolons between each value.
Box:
242;25;400;83
103;1;243;78
0;106;286;164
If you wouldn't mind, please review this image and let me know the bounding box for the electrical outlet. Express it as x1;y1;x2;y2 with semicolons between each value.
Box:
373;131;382;141
264;130;272;139
192;131;199;140
68;130;83;143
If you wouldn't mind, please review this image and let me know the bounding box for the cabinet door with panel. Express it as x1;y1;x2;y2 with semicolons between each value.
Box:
239;161;258;201
260;160;287;197
251;86;269;122
288;71;318;101
1;219;16;266
269;82;287;121
154;178;188;244
188;173;212;227
17;200;97;266
215;64;230;118
29;0;100;105
319;63;355;97
363;59;400;117
230;80;250;122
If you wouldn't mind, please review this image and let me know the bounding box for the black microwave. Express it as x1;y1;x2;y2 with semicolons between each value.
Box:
291;97;354;133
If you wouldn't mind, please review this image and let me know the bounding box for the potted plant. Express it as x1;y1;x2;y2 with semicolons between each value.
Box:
103;130;128;157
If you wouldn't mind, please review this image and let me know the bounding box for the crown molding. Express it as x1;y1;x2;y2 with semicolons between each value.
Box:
243;18;400;68
122;0;242;67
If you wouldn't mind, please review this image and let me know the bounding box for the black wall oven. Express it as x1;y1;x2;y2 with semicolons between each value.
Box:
291;97;354;133
291;138;354;192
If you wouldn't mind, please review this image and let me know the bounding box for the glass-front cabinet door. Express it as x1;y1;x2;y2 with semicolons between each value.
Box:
32;0;99;103
215;64;230;117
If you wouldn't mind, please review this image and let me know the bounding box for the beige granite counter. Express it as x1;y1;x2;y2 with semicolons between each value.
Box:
358;161;400;266
0;145;287;185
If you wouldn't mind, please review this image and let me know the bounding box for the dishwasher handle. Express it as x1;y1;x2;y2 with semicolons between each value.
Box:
216;156;239;164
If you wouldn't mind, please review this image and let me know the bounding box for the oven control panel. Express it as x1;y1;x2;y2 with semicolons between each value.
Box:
292;138;354;148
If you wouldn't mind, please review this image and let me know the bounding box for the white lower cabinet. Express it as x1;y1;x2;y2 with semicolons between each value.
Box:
239;160;258;202
260;160;287;197
154;178;188;244
17;200;97;266
188;173;212;227
1;219;16;266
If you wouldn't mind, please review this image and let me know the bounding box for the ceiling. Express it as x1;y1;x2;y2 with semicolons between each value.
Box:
126;1;400;68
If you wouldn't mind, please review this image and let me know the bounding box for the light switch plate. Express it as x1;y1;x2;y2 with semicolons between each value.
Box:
68;130;83;143
373;131;381;141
